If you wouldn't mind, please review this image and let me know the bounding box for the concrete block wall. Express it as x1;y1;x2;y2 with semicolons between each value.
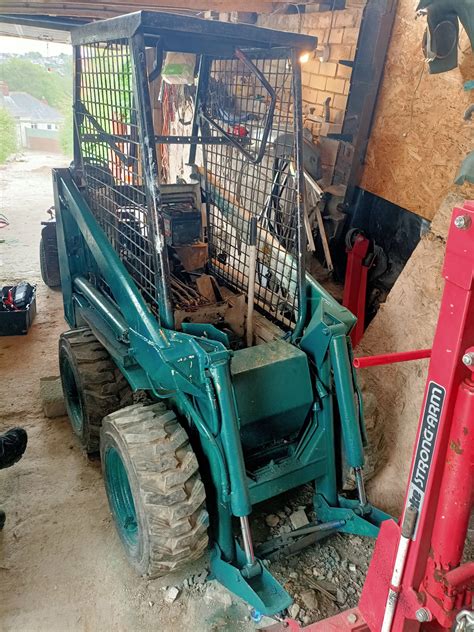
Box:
258;2;366;184
259;4;364;129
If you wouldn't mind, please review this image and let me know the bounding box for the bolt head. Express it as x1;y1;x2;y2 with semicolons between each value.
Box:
454;215;471;230
347;613;358;624
416;608;431;622
463;353;474;367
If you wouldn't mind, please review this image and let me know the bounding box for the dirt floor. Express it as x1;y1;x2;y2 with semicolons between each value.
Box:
0;151;374;632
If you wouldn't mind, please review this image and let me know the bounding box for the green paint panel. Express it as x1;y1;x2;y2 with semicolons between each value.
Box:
231;340;313;449
210;543;292;616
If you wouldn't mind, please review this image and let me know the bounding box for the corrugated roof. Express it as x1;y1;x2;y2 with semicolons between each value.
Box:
0;91;63;121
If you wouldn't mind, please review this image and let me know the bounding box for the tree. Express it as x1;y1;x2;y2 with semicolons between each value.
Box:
0;57;73;158
0;58;71;110
0;108;17;164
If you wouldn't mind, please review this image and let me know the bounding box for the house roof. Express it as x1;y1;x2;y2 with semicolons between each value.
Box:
0;91;63;122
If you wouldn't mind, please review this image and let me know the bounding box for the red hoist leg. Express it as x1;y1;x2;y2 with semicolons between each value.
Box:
291;201;474;632
343;233;371;347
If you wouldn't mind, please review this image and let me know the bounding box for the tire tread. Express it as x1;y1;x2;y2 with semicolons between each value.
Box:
59;327;132;452
101;403;209;578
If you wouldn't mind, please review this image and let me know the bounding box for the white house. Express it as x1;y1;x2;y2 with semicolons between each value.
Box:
0;83;64;152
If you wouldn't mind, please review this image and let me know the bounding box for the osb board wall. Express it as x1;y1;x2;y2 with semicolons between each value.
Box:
361;0;474;220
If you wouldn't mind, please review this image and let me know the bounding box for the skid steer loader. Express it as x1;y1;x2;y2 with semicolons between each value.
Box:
53;11;389;616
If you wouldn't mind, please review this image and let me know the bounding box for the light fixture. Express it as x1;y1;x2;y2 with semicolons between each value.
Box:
299;52;310;64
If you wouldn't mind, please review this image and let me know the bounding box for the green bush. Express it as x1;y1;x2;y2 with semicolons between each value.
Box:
59;106;73;158
0;108;17;163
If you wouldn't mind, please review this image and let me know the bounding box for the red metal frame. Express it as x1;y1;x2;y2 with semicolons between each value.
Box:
353;349;432;369
343;233;371;347
295;201;474;632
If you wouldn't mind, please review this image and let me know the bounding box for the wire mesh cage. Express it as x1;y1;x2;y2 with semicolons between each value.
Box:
71;12;312;332
200;51;303;330
74;39;160;313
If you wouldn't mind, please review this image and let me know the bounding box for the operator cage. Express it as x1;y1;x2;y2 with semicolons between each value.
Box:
70;11;316;332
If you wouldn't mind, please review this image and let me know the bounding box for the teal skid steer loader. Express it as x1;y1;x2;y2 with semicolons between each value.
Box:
52;11;389;617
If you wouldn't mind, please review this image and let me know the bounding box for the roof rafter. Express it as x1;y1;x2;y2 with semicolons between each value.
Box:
0;0;304;20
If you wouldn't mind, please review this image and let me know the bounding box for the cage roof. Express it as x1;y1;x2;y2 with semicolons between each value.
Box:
71;10;317;54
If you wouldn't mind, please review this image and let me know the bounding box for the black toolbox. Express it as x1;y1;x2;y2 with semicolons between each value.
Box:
0;285;37;336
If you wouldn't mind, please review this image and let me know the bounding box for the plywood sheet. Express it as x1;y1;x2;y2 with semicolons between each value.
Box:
361;0;474;220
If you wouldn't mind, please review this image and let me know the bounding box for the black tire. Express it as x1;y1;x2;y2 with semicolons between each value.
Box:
59;328;132;453
39;226;61;289
101;403;209;578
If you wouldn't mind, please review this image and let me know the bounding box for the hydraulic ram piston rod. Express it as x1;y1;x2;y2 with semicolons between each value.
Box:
381;507;418;632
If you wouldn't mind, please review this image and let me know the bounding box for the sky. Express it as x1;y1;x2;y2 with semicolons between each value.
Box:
0;36;71;56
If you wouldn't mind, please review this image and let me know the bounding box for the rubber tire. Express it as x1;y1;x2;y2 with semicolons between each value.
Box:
101;402;209;578
59;328;132;453
39;235;61;289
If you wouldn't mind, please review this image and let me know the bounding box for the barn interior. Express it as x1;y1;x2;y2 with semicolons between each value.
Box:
0;2;472;631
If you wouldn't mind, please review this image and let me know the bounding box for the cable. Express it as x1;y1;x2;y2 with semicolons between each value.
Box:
326;0;339;48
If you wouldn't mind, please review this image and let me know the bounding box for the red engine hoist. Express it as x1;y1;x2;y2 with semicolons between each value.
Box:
343;229;374;347
291;201;474;632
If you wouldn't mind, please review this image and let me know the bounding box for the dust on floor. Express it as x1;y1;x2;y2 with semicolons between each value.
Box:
0;152;373;632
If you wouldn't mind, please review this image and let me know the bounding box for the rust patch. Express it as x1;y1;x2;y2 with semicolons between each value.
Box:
450;439;463;455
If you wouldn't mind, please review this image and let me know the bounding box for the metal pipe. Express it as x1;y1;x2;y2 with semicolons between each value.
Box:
329;332;365;468
240;515;255;566
290;48;308;341
445;562;474;588
425;376;474;584
246;217;258;347
209;360;252;517
353;349;432;369
199;48;276;166
304;170;333;271
130;33;174;329
354;467;367;507
74;276;128;340
188;55;211;166
381;507;418;632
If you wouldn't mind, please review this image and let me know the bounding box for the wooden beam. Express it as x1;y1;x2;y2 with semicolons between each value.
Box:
0;0;297;18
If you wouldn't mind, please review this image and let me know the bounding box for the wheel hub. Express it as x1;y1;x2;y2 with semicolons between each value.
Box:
104;446;139;550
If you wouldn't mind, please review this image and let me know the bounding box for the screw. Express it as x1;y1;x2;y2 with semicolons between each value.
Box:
250;608;263;623
454;215;471;230
463;353;474;367
416;608;431;622
347;613;358;624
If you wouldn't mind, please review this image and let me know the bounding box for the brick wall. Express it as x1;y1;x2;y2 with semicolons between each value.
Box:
258;3;366;185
